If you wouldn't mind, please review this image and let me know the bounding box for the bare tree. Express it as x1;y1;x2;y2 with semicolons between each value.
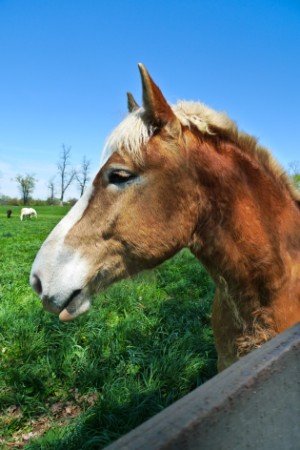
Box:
47;177;56;205
75;156;91;196
57;144;76;205
16;174;37;205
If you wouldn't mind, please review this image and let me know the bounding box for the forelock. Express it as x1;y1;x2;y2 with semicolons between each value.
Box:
101;109;155;166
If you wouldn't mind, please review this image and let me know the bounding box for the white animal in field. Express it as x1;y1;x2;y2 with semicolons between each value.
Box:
20;207;38;221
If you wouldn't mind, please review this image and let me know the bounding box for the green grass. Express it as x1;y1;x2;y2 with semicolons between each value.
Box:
0;205;217;449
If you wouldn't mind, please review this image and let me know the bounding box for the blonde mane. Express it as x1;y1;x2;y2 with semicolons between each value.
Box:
102;101;300;203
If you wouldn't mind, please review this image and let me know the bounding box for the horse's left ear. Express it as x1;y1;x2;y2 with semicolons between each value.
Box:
138;63;180;134
127;92;140;112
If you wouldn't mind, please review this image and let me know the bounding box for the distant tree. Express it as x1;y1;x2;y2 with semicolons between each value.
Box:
15;174;37;205
75;156;91;196
0;195;19;206
288;161;300;191
47;177;56;205
57;144;76;205
67;197;79;206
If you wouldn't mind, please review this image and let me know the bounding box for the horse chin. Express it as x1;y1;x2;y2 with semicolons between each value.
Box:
59;296;92;322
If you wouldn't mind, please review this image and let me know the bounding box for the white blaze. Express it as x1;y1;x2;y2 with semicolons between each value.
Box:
30;185;95;317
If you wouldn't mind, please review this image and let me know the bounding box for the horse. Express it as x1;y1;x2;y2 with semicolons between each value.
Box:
6;209;12;218
20;207;37;221
30;64;300;371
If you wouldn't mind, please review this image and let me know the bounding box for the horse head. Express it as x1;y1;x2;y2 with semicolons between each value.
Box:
30;65;200;321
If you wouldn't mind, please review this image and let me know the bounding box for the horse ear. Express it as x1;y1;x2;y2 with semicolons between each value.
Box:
127;92;140;112
138;63;179;131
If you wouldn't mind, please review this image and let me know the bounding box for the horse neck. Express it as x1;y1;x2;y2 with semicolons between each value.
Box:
188;136;293;304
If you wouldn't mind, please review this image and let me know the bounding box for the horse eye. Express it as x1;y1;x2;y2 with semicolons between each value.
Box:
108;169;137;185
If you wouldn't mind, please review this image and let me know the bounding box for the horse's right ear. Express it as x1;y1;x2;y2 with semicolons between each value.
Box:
138;63;180;135
127;92;140;112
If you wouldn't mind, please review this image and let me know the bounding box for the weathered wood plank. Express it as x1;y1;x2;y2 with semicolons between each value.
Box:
107;322;300;450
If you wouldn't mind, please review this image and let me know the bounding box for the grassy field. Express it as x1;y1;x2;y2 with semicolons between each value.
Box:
0;205;217;449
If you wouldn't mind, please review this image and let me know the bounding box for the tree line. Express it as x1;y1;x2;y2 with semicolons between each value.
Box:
14;145;91;205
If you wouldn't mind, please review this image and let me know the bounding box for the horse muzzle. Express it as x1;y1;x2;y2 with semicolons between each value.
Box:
30;242;93;321
31;271;92;321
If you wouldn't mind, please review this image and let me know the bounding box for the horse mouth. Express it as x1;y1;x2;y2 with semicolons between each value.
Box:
63;289;82;310
40;289;92;321
59;289;92;321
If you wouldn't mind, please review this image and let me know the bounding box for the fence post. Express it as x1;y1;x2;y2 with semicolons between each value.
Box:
107;322;300;450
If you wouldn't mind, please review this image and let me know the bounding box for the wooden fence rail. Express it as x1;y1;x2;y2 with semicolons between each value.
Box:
107;322;300;450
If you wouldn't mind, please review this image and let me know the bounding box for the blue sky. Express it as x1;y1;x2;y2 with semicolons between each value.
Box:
0;0;299;199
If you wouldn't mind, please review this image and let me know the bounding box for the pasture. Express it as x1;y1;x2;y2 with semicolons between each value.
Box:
0;205;216;448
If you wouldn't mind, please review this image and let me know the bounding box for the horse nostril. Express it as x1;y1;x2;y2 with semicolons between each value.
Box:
31;273;43;296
